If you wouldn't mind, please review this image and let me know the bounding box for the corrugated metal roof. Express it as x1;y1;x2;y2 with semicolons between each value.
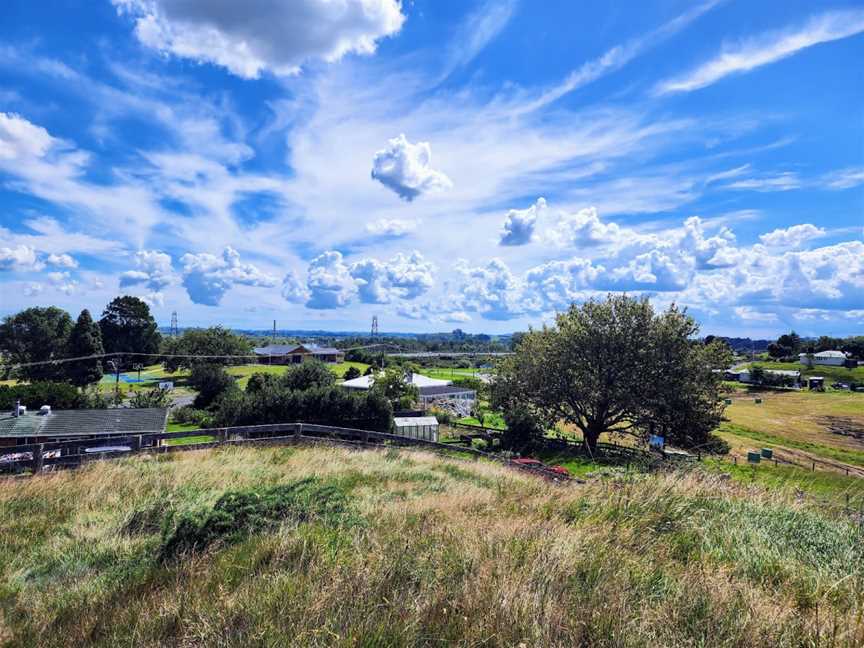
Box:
394;417;439;427
0;408;168;438
253;344;342;355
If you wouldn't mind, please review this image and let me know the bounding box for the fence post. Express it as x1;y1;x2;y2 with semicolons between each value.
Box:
32;444;44;474
131;435;141;452
812;461;815;472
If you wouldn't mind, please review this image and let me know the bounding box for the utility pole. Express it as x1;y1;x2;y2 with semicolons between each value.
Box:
106;359;121;406
133;363;143;389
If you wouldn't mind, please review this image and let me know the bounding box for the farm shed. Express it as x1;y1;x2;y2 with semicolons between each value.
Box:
799;350;848;367
417;385;477;408
393;416;439;442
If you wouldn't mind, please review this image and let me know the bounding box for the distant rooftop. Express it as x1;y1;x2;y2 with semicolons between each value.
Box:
253;344;342;355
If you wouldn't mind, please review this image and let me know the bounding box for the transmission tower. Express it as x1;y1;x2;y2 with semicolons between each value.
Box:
170;311;179;337
370;315;379;339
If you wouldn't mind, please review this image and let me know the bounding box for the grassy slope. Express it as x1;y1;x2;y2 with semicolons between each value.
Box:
0;446;862;647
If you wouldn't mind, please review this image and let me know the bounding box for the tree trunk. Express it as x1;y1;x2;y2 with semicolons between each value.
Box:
583;427;601;454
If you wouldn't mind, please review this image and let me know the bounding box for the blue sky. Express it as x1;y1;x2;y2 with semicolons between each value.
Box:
0;0;862;336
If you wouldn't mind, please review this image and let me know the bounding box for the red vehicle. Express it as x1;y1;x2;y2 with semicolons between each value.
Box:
510;457;570;477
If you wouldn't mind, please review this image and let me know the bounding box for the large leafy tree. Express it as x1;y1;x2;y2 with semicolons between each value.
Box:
0;307;73;382
99;296;161;361
494;295;730;452
161;326;252;372
66;309;104;386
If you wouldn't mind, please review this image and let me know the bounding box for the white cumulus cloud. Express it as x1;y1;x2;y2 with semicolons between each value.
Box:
120;250;175;291
499;198;545;246
113;0;405;78
371;134;452;201
365;218;419;237
0;245;41;272
180;246;276;306
759;224;826;248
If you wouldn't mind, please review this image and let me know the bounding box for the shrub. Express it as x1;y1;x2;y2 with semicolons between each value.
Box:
279;361;335;391
0;382;87;410
160;478;353;560
129;387;171;408
501;408;544;452
171;406;213;427
701;433;731;455
189;364;237;408
344;366;362;381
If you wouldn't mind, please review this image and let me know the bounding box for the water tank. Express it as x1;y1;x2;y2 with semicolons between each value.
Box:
760;448;773;459
747;451;761;464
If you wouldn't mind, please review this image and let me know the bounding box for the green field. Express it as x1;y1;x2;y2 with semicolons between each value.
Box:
744;360;864;384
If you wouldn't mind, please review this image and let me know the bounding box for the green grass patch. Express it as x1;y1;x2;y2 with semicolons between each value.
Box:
744;361;864;384
717;422;864;468
703;458;864;502
164;435;215;446
160;478;356;560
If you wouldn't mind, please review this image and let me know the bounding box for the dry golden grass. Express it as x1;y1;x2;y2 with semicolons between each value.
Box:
0;445;862;647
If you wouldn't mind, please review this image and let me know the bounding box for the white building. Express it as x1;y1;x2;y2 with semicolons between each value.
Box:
341;372;476;410
799;350;848;367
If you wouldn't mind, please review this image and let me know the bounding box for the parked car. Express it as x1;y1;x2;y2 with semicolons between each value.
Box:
510;457;571;477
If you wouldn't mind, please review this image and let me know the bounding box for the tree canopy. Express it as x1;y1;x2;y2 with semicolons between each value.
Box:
66;309;104;387
493;295;731;452
0;307;73;382
161;326;252;372
99;296;161;360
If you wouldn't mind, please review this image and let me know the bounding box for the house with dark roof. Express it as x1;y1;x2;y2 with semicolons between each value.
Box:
0;407;168;447
253;343;345;365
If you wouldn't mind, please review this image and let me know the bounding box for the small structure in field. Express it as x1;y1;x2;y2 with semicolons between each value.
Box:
393;416;439;442
253;343;345;365
807;376;825;391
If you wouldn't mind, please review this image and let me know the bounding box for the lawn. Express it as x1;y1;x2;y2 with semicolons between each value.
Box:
420;367;488;381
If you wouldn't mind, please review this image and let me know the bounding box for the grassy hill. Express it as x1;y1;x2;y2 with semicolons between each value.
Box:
1;446;862;646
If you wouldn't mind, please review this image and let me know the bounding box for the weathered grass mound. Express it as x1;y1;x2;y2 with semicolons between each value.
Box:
160;478;354;560
0;445;861;647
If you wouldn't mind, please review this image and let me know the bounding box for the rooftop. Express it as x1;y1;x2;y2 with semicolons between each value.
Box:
394;416;439;427
0;408;169;438
253;344;342;355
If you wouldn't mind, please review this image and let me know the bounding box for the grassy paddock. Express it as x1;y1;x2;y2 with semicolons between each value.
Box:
0;445;861;646
744;361;864;384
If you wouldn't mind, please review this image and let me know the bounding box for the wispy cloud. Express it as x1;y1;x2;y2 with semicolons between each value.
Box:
516;0;723;113
443;0;517;74
655;9;864;94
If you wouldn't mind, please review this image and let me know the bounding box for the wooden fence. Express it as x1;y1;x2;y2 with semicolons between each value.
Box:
0;422;578;483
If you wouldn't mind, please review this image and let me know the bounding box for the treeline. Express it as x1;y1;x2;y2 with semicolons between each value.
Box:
0;296;160;384
179;361;392;432
767;331;864;360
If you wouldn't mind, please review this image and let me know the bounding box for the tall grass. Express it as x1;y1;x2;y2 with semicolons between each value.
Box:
0;445;861;646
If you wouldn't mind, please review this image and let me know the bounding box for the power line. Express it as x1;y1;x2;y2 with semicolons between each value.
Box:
2;343;403;370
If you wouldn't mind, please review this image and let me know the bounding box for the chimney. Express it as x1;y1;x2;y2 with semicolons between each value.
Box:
13;399;19;418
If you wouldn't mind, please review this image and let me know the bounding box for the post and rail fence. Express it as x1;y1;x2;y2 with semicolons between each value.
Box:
0;422;578;483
